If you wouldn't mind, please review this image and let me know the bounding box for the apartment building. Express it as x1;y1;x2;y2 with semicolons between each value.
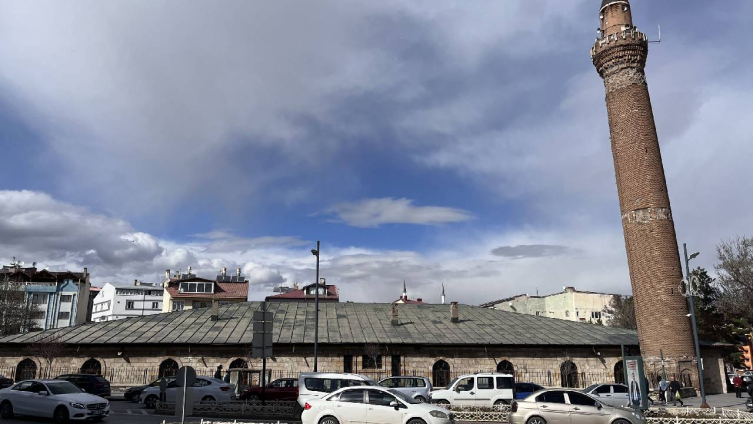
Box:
91;281;164;322
162;267;249;312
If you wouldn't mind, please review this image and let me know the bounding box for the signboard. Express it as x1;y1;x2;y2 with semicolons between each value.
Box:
624;356;649;410
252;305;273;358
175;366;197;388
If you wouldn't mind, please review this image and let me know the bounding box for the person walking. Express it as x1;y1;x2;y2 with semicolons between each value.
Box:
658;376;668;404
669;376;683;406
733;374;743;398
214;364;223;380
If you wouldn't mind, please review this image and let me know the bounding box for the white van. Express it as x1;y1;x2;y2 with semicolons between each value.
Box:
297;372;376;407
431;373;514;407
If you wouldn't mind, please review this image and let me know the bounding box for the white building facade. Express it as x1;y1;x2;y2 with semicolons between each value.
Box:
480;286;617;324
91;281;164;322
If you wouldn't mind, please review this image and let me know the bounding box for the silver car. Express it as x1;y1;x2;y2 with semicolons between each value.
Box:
378;376;433;403
509;389;646;424
583;383;630;407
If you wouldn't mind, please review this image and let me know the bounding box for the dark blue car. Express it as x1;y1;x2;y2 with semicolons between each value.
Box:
514;382;545;399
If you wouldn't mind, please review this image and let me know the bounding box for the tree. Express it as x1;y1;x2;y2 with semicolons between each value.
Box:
603;295;637;330
715;236;753;322
362;343;381;369
28;332;66;372
0;274;40;336
686;267;727;343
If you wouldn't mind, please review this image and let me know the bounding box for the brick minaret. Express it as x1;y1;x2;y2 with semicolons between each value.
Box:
591;0;696;377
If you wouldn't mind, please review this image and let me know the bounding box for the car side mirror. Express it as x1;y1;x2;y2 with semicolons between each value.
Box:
454;387;460;393
38;391;48;396
389;400;400;410
597;403;603;410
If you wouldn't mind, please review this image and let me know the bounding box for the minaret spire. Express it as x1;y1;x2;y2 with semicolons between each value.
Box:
441;283;446;305
402;280;407;299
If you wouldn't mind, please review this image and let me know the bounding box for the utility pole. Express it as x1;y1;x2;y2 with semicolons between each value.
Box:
683;243;709;408
311;241;320;372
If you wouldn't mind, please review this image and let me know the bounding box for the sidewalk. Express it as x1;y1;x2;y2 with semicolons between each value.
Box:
654;393;749;411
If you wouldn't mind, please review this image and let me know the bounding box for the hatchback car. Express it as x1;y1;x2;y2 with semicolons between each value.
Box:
301;385;453;424
378;376;433;403
56;374;111;398
239;377;299;401
509;389;645;424
0;379;110;423
583;383;630;407
140;377;234;408
431;373;514;407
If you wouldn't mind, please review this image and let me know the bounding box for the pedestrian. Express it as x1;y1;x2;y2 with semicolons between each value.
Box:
643;376;655;405
669;376;683;406
748;379;753;399
214;364;223;380
658;376;668;404
733;374;743;398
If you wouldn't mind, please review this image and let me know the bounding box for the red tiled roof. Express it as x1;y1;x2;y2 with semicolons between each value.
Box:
166;280;249;300
266;284;339;302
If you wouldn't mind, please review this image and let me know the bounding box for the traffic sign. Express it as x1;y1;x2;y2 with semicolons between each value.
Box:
175;366;196;387
253;311;274;322
252;347;273;358
253;332;273;347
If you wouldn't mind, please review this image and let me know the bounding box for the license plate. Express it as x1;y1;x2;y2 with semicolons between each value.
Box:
91;411;104;415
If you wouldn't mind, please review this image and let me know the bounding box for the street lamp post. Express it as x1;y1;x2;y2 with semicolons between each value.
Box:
311;241;320;372
683;243;709;408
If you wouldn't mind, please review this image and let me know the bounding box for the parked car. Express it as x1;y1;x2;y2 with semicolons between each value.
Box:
431;373;514;407
378;376;433;403
582;383;630;407
239;378;299;401
509;389;646;424
514;382;545;400
297;372;376;408
55;374;112;398
140;377;234;408
0;376;13;390
124;378;174;403
301;385;453;424
0;379;110;423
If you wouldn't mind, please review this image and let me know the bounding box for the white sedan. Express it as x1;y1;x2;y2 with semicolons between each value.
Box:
0;379;110;422
140;377;234;408
302;385;454;424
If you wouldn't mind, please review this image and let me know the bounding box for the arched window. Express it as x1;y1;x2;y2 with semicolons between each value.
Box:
229;358;248;369
496;360;514;375
680;369;693;389
15;359;36;382
80;358;102;375
565;310;570;318
159;359;179;378
614;361;625;384
560;360;579;388
432;360;451;388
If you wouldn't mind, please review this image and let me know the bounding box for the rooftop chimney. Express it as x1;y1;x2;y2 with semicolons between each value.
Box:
391;303;399;326
134;279;140;286
83;267;88;278
236;267;241;277
417;298;422;303
188;266;192;274
166;269;170;280
221;267;227;277
450;302;459;323
211;299;219;321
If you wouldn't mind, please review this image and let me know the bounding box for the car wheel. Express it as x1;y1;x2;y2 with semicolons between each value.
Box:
0;401;13;419
415;395;426;403
435;399;450;406
612;420;630;424
201;395;216;403
248;394;260;401
319;416;340;424
527;417;546;424
54;406;70;424
407;419;426;424
145;395;158;409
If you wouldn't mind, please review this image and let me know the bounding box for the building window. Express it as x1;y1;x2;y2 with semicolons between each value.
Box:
179;282;214;294
31;294;48;304
192;301;210;309
152;301;160;309
535;311;540;316
58;312;70;320
126;301;135;309
172;301;185;311
591;311;602;320
60;295;72;302
362;355;382;369
30;311;45;320
565;310;570;317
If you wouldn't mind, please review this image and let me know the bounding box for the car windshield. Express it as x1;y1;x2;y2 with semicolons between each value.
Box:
46;381;84;395
389;389;419;404
446;378;459;390
583;384;600;393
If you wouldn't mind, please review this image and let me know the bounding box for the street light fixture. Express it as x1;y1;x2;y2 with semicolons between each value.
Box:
311;241;320;372
683;243;709;408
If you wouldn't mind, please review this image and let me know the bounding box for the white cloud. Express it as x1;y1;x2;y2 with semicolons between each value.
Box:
323;198;474;228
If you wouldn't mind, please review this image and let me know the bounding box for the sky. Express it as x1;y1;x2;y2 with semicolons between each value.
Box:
0;0;751;305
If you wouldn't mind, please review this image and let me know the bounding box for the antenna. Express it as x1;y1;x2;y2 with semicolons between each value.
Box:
648;24;661;43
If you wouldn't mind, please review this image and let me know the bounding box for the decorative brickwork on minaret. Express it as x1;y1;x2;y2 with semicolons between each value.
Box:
591;0;697;377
